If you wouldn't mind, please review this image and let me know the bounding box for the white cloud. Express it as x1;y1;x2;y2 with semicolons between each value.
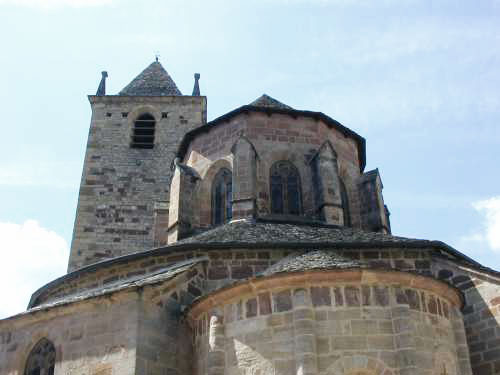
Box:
471;196;500;251
458;196;500;256
0;0;112;8
0;220;68;319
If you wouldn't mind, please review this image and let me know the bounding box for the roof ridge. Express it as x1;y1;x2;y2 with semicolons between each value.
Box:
119;61;182;96
249;94;293;109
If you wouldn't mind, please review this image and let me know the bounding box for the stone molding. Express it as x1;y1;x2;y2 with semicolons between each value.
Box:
188;269;463;320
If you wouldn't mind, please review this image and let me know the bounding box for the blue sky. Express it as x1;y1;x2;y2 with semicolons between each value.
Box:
0;0;499;318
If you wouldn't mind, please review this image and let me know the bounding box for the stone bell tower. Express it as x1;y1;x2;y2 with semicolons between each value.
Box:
68;61;206;271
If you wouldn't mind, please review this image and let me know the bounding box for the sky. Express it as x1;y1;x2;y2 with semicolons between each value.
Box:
0;0;499;319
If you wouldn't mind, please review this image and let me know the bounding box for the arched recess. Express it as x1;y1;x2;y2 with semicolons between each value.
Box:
270;160;303;215
212;168;233;225
24;338;56;375
131;113;156;149
328;355;393;375
196;159;233;227
127;105;161;145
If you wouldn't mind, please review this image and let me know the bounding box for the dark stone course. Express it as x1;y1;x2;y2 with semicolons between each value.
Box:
258;292;272;315
373;286;390;306
428;296;438;315
362;286;371;306
208;267;228;280
345;286;360;307
231;266;253;279
405;289;420;310
274;290;292;312
311;286;331;307
395;287;408;304
246;298;257;318
438;269;453;280
334;287;344;306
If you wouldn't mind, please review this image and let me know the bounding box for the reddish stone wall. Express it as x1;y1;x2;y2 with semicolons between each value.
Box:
184;111;363;228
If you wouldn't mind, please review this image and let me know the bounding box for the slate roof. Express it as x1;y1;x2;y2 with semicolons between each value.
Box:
26;257;207;312
119;61;182;96
176;218;422;246
175;218;481;267
260;250;362;276
249;94;293;110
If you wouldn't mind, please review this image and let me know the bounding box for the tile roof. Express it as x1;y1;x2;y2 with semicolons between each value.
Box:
249;94;293;109
119;61;182;96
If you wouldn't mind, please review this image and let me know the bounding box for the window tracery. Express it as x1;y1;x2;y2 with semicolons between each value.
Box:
212;168;232;225
24;338;56;375
270;161;302;215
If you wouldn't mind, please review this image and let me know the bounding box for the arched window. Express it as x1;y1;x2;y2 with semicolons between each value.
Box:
212;168;232;225
131;113;155;149
270;161;302;215
25;338;56;375
340;179;351;227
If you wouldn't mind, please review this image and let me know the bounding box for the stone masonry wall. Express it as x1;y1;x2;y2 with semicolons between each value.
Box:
33;247;435;308
184;111;363;229
190;279;468;375
0;292;140;375
69;95;206;271
0;264;205;375
433;258;500;375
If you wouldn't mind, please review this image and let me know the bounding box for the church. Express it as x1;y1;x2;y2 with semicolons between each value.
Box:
1;60;499;375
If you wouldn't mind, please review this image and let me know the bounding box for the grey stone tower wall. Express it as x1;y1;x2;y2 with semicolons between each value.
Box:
68;95;206;271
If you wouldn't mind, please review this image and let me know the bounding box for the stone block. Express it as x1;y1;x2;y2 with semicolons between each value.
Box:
246;298;257;318
274;290;292;312
316;337;330;354
373;286;390;306
351;320;378;335
311;286;331;307
259;292;272;315
345;286;360;307
331;336;367;350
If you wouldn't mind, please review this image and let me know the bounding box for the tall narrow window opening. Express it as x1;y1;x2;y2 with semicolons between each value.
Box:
340;179;351;227
24;338;56;375
212;168;232;225
131;113;155;149
270;161;302;215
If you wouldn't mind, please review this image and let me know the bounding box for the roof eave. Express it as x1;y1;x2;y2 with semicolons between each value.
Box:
176;105;367;172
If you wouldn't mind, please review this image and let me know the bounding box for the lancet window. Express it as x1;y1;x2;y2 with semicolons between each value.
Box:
24;338;56;375
340;179;351;226
270;161;302;215
212;168;232;225
131;113;155;149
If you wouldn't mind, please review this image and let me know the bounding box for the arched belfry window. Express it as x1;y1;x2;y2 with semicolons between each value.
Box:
24;338;56;375
131;113;155;149
340;179;351;227
212;168;232;225
270;161;302;215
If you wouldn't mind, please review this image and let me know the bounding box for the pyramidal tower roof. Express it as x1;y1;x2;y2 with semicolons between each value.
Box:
119;61;182;96
249;94;293;110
